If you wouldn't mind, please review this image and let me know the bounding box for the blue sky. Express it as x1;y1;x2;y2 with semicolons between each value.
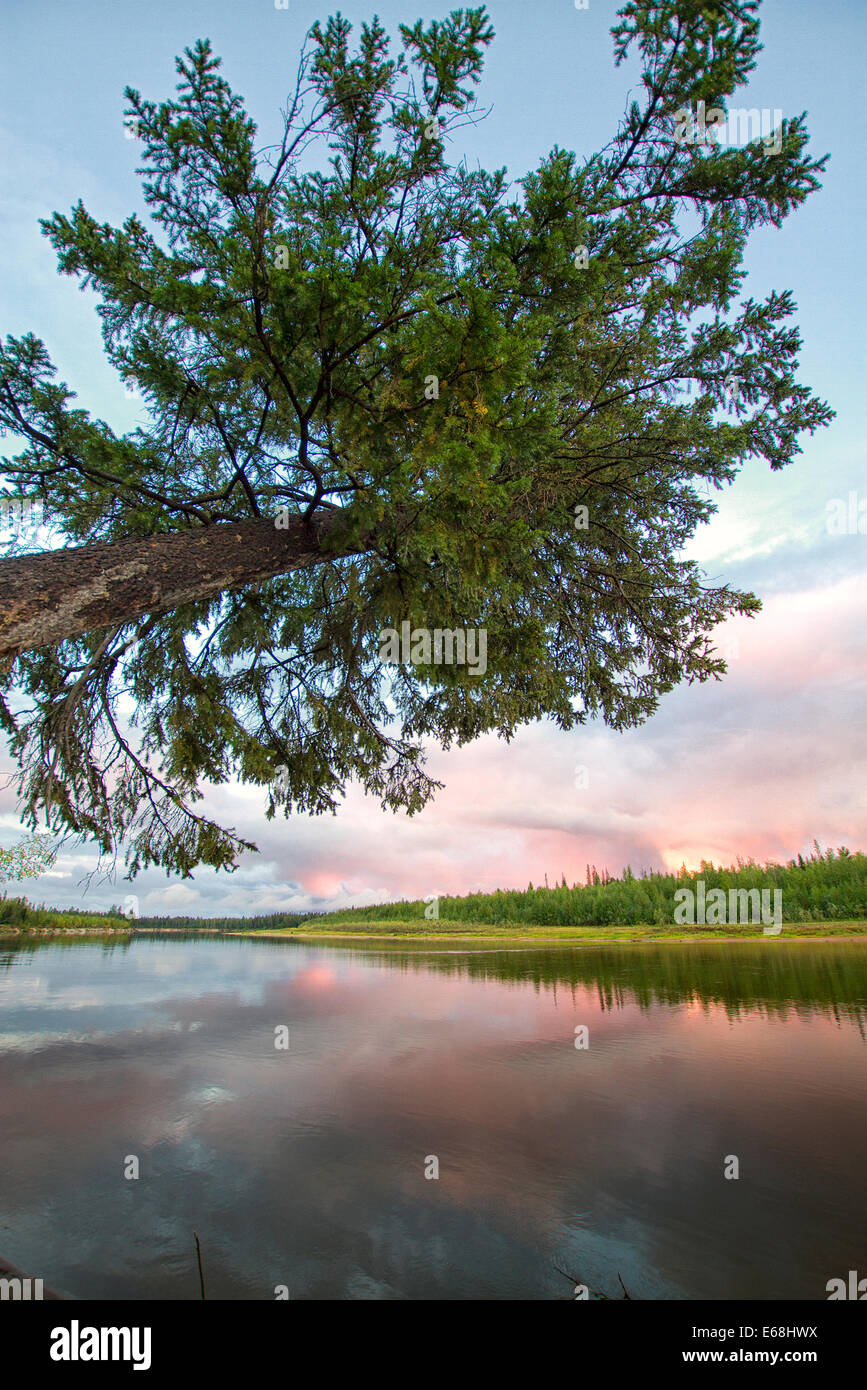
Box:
1;0;864;917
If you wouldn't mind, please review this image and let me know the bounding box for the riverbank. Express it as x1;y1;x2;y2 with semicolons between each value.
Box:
231;921;867;945
0;925;132;937
4;922;865;945
0;926;221;938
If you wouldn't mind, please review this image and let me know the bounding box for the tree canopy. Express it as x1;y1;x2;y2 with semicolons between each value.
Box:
0;1;831;876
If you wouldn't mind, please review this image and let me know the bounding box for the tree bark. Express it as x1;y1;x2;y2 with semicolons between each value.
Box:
0;511;360;665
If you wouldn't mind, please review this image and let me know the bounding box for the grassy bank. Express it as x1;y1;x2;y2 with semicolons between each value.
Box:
240;921;867;944
0;924;132;938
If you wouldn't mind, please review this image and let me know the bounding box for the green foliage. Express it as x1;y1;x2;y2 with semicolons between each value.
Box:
0;832;57;882
0;3;831;875
134;911;306;931
314;847;867;927
0;894;127;930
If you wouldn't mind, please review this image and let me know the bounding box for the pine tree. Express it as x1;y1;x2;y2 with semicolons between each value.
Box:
0;3;831;875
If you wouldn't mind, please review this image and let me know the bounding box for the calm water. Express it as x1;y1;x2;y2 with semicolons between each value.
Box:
1;934;865;1300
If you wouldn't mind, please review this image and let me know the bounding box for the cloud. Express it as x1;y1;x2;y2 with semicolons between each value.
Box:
1;562;863;917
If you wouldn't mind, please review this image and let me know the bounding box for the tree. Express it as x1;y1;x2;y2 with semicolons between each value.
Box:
0;2;831;877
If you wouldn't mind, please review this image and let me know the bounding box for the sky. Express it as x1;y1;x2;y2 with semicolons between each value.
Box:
0;0;864;918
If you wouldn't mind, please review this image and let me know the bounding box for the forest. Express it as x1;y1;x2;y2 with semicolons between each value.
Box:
311;847;867;927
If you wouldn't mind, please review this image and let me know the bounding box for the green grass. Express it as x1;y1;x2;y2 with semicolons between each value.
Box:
242;919;867;943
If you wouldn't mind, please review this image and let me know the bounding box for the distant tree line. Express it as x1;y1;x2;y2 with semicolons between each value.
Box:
315;847;867;927
134;912;308;932
4;848;864;933
0;898;309;932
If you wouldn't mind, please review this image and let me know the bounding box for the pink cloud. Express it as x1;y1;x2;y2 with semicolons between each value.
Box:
1;574;864;916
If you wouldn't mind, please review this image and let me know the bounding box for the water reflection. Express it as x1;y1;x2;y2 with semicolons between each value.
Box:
0;936;865;1300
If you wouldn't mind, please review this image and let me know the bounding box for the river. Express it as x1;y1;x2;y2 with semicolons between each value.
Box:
1;934;865;1299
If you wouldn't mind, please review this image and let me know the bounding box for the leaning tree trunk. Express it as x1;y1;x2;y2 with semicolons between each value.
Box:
0;511;361;666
